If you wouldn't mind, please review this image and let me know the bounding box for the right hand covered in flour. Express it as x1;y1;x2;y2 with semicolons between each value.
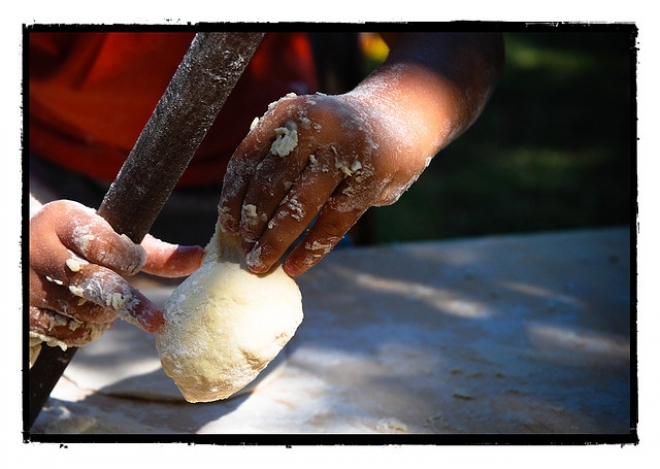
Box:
29;198;204;348
218;92;431;277
219;32;505;277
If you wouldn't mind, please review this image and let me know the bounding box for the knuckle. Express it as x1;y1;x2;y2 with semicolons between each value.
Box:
316;221;346;241
29;305;111;348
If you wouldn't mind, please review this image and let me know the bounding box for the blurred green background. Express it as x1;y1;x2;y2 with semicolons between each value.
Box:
366;30;634;244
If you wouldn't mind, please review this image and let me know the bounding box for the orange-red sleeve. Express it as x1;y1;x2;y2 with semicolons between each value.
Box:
29;31;318;187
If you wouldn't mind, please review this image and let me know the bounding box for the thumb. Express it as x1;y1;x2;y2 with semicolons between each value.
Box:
139;234;205;278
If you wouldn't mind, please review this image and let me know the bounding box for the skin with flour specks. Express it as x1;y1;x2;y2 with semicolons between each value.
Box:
155;224;304;403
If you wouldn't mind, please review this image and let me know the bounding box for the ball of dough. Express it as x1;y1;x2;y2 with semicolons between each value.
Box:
155;225;303;403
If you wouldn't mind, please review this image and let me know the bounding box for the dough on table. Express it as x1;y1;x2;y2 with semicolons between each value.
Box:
155;224;304;403
61;313;290;402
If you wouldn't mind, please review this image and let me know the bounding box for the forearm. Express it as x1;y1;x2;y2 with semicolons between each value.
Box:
217;32;504;274
348;32;504;162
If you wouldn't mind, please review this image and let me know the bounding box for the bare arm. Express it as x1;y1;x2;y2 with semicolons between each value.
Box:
218;32;505;276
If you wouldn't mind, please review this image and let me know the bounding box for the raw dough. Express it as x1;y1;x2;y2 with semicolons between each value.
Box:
270;125;298;157
155;224;304;403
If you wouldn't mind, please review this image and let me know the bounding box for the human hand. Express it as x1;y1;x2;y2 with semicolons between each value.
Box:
218;92;431;276
29;199;204;347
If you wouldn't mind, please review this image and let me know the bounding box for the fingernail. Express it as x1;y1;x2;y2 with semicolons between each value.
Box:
138;307;164;333
219;220;237;237
246;245;267;273
124;295;164;333
218;208;238;236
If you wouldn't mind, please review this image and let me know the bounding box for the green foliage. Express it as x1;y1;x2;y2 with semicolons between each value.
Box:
372;30;634;243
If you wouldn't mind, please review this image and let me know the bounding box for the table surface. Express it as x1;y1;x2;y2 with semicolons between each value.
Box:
30;227;632;436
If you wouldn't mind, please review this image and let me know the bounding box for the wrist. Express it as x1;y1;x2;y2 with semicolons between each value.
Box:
348;32;504;161
344;62;453;168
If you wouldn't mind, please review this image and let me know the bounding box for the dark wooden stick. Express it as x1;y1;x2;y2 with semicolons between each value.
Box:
97;31;266;242
28;32;265;429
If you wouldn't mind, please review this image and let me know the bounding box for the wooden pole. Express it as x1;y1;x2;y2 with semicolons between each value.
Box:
28;32;265;429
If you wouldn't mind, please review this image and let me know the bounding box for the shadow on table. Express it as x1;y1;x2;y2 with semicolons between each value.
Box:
29;227;633;438
30;376;250;434
290;227;632;435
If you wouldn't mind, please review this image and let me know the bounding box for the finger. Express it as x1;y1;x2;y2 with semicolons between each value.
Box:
244;154;345;273
29;226;117;323
32;257;164;333
140;234;204;277
67;263;164;333
30;268;117;324
281;171;389;276
239;121;313;251
29;305;112;347
219;117;279;237
33;200;147;276
58;213;147;277
283;197;367;277
30;201;163;335
219;94;304;236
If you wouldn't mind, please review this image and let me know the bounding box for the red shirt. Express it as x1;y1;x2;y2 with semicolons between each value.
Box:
29;32;318;187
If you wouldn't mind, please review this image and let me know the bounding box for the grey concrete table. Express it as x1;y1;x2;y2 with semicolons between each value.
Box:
30;227;632;436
